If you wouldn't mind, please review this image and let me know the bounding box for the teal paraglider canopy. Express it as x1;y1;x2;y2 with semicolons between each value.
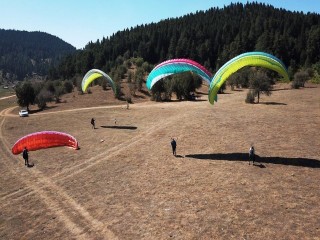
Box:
146;59;212;90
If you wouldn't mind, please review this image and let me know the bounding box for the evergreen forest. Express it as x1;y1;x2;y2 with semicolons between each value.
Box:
53;2;320;80
0;29;76;80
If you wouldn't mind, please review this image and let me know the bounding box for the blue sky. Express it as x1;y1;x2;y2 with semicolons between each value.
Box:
1;0;319;49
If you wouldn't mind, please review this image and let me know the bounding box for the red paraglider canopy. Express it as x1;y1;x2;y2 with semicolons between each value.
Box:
11;131;79;155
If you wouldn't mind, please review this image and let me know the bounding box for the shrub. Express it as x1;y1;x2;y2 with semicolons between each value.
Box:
142;62;153;72
101;79;107;90
292;71;309;89
125;60;132;68
127;72;132;83
129;82;136;96
114;81;123;99
36;89;52;110
134;68;144;91
64;80;74;93
117;65;127;79
291;80;301;89
219;82;226;93
310;71;320;84
54;86;64;103
37;95;47;110
136;58;144;67
126;96;132;103
245;90;255;104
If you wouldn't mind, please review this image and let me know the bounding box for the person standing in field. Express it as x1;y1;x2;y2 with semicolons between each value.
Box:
91;118;95;129
23;146;29;166
249;145;255;165
171;138;177;156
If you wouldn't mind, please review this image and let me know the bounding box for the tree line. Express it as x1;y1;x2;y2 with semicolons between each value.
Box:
52;2;320;81
14;2;320;110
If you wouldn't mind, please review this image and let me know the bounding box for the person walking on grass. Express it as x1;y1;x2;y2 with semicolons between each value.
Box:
23;146;29;167
249;145;255;165
171;138;177;156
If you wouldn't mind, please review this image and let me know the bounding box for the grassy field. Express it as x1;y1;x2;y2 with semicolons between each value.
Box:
0;93;17;113
0;83;319;239
0;87;15;97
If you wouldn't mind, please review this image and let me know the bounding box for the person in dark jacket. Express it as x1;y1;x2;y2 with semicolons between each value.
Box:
249;145;255;165
171;138;177;156
91;118;95;129
23;147;29;166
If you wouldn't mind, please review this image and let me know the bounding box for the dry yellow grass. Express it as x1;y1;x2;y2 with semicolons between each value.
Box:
0;83;319;239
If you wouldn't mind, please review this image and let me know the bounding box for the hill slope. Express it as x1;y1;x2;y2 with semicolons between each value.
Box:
0;29;76;80
54;2;320;80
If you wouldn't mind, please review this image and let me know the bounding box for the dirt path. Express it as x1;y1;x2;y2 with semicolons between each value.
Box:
0;108;118;239
0;94;16;100
0;100;158;117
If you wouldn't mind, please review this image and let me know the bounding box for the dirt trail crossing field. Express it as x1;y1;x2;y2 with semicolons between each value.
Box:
1;86;320;239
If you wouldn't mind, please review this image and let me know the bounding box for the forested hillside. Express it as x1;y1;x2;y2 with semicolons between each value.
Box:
53;2;320;80
0;29;76;80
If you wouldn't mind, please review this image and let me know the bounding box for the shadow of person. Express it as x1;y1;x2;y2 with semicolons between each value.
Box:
253;163;266;168
27;163;34;168
100;125;137;130
175;154;184;158
261;102;287;105
185;153;320;168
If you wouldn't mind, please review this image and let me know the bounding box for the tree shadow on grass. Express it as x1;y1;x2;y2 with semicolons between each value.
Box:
190;99;207;102
195;91;208;95
231;89;244;92
29;106;57;114
139;89;151;97
272;88;291;92
260;102;287;105
100;125;137;130
185;153;320;168
134;95;146;99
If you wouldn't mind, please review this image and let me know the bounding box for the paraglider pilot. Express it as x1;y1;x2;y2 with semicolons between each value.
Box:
23;147;29;166
249;145;255;165
171;138;177;156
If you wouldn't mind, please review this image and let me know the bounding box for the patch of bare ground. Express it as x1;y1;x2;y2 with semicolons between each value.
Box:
0;83;319;239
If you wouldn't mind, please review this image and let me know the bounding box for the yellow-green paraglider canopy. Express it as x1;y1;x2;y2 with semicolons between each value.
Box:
81;69;116;94
209;52;289;104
